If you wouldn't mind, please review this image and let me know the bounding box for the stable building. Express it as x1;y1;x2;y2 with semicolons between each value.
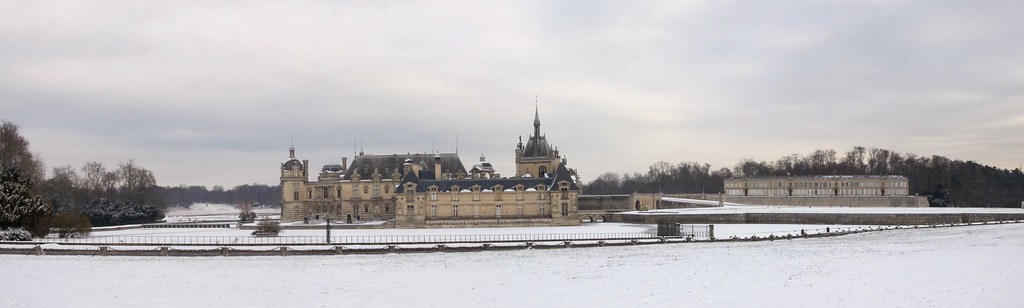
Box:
722;175;926;207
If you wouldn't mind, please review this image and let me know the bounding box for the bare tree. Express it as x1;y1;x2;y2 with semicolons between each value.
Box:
116;160;156;204
0;121;45;184
42;165;80;202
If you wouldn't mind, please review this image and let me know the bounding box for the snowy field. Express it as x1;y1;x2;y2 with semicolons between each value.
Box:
163;203;279;223
4;223;1022;307
85;222;867;239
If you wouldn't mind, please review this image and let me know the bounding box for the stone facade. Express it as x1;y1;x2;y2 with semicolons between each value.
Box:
721;196;928;207
725;175;911;197
280;107;581;228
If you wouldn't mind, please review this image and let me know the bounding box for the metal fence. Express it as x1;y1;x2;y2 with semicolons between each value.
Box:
679;224;711;240
37;232;659;246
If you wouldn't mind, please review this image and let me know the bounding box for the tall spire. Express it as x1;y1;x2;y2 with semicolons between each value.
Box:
533;95;541;137
289;133;295;158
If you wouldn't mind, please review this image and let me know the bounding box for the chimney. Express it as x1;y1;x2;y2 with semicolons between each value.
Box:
342;157;348;170
302;160;309;178
434;154;442;180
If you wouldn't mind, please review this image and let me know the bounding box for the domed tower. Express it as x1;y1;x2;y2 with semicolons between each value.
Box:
280;146;309;222
515;105;563;178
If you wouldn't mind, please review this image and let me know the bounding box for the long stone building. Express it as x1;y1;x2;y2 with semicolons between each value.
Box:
724;175;910;197
723;175;927;207
280;108;581;227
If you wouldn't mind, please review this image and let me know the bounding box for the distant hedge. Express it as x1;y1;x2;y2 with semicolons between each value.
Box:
79;199;164;227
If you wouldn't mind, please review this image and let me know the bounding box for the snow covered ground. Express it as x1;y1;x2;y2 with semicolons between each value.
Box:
3;223;1022;307
638;204;1024;215
84;222;867;239
163;203;279;222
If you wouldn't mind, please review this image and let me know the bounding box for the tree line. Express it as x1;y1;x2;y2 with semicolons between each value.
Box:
155;184;281;208
583;146;1024;208
2;119;279;238
1;120;164;237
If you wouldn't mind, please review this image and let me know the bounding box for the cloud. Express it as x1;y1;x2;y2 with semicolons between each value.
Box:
2;0;1022;187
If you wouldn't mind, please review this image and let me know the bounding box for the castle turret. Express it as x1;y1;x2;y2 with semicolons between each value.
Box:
516;104;562;178
280;147;308;221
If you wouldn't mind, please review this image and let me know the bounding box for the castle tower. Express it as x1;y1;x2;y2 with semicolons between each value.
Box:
515;104;563;178
280;146;309;221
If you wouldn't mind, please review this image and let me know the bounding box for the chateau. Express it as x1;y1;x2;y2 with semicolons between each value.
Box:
280;108;581;228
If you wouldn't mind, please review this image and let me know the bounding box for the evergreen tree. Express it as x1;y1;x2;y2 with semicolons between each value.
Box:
0;167;52;236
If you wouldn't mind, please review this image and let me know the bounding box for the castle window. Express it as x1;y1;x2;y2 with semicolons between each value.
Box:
293;191;299;200
496;204;502;218
363;185;369;194
373;184;380;198
517;204;524;217
431;205;437;219
452;205;459;218
539;204;545;216
538;166;547;178
561;203;569;217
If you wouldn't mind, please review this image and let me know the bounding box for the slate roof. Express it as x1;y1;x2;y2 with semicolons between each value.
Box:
344;153;467;180
523;135;551;158
282;159;304;170
397;163;579;193
321;164;343;173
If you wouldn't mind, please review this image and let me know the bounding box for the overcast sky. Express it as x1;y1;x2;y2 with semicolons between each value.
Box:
2;1;1022;188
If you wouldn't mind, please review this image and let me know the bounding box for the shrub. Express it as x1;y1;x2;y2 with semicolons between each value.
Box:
0;228;32;241
51;212;92;238
238;204;256;223
80;199;164;227
253;217;280;236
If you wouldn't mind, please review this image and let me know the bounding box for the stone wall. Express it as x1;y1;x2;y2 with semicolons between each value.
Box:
615;212;1024;225
578;195;632;211
722;196;928;207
